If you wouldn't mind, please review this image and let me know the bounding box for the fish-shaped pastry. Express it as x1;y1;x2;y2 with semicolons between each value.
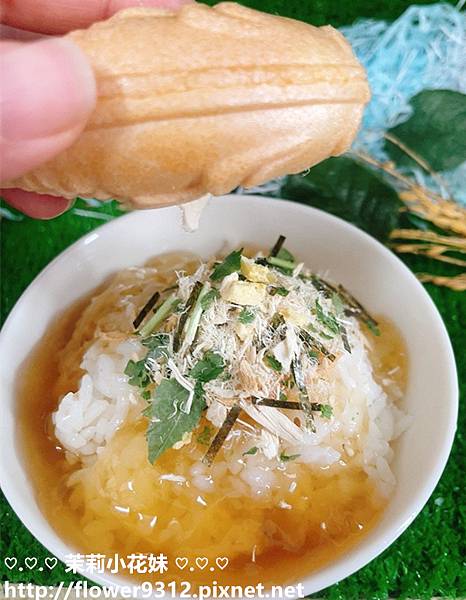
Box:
3;2;370;208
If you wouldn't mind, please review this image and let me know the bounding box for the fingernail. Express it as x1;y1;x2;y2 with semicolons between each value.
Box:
1;188;73;219
0;37;96;141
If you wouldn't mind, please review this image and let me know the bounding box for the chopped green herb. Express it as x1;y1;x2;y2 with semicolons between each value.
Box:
279;390;288;401
266;256;296;273
210;249;243;281
125;359;151;389
299;329;336;362
238;307;256;324
270;286;290;297
315;299;340;336
182;283;211;349
196;425;213;445
201;288;220;310
265;354;282;372
320;404;333;419
366;320;381;337
243;446;258;456
141;390;151;401
141;333;170;361
331;292;345;315
173;282;202;352
319;330;334;340
276;247;295;263
146;379;205;463
190;351;225;383
279;452;300;462
138;294;180;338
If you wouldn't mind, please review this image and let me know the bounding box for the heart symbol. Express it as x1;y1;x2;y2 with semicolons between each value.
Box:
215;557;229;570
195;557;208;570
175;557;188;570
4;557;17;570
25;557;38;570
45;557;58;570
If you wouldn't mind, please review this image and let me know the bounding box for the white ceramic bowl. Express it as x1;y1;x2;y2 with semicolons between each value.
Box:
0;195;458;596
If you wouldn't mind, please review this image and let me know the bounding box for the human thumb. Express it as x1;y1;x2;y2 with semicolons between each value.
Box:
0;37;96;182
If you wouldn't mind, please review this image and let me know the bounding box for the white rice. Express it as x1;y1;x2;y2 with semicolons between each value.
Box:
53;319;410;496
53;338;144;459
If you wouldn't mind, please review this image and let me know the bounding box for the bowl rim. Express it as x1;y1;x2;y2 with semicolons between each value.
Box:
0;194;459;596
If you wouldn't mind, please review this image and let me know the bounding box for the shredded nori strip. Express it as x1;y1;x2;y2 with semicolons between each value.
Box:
255;398;330;413
299;329;336;362
161;284;178;293
338;285;371;316
132;291;160;330
310;276;379;334
202;404;242;466
340;324;352;353
290;358;315;431
337;284;379;333
254;398;303;410
309;275;341;299
269;234;286;257
173;281;202;352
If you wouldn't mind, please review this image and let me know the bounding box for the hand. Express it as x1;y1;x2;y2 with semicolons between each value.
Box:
0;0;190;219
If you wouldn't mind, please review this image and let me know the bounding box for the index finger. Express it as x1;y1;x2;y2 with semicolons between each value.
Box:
1;0;191;35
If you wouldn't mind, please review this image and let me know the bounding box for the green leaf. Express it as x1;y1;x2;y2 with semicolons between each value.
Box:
331;292;345;316
279;452;300;462
282;157;401;241
365;319;381;337
276;247;295;263
124;359;151;389
385;90;466;172
266;256;296;273
190;351;225;383
271;286;290;297
138;294;179;338
320;404;333;419
243;446;258;456
308;350;319;361
210;250;242;281
265;354;282;372
196;425;213;445
238;307;256;324
315;299;340;336
141;333;170;361
200;288;220;310
146;379;205;463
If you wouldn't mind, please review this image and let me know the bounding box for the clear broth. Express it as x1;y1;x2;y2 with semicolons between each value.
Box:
17;257;407;588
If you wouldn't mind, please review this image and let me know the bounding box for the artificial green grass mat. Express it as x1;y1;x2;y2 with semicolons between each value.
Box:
202;0;456;27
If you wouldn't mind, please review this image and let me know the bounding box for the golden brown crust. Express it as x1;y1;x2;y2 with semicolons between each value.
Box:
3;3;370;208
